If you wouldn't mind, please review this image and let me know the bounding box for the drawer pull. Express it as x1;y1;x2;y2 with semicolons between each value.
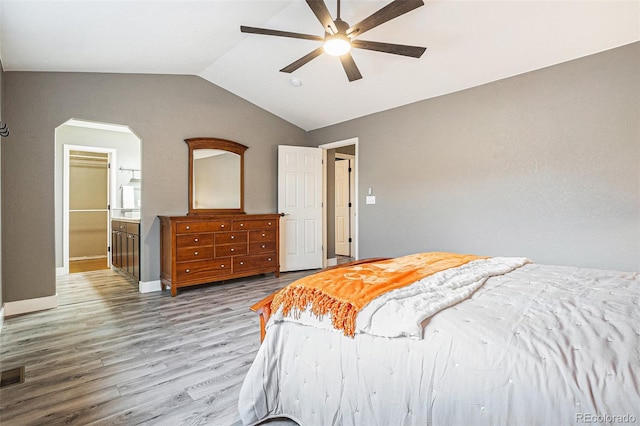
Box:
194;238;199;242
240;223;244;227
221;264;225;268
267;258;272;262
221;224;225;228
186;225;190;230
261;244;266;249
186;269;190;273
240;261;244;265
268;222;272;226
194;251;199;255
261;233;266;237
231;248;235;252
231;235;235;240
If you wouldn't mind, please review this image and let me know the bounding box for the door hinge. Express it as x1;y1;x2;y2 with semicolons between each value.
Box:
107;246;111;252
348;167;352;172
348;202;352;207
348;238;352;243
107;204;111;210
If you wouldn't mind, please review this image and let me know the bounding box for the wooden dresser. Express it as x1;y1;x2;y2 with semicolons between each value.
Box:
159;214;280;296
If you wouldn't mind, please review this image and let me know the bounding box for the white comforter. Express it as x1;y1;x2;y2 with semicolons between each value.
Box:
239;263;640;425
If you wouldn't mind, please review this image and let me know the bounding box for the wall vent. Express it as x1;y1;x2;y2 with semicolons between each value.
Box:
0;366;25;388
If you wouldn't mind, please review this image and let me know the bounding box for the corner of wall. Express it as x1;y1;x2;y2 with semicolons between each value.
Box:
0;56;4;312
3;294;58;317
139;280;161;294
0;306;5;334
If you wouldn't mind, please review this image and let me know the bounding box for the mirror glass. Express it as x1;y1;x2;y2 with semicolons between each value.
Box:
186;137;247;215
193;149;241;209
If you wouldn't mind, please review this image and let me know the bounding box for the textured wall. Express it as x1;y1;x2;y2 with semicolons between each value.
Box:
2;72;307;302
310;42;640;272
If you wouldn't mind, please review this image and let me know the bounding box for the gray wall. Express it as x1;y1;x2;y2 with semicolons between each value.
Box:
2;72;307;302
310;42;640;272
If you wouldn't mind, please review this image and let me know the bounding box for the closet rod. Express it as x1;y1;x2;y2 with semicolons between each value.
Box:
70;154;109;161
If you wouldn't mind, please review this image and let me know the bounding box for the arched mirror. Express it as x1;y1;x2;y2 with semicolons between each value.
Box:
186;137;247;215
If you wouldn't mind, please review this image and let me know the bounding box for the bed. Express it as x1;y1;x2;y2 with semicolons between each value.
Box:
238;252;640;425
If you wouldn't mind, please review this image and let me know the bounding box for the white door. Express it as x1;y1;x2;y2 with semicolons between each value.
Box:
278;145;323;271
335;158;351;256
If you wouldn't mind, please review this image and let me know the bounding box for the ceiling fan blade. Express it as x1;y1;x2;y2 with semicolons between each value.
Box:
280;47;325;73
339;53;363;82
241;26;323;42
352;39;426;58
347;0;424;38
306;0;337;34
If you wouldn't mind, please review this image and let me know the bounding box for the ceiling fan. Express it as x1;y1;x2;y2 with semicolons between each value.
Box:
240;0;426;82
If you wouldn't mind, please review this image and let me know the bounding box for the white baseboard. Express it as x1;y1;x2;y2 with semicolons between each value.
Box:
56;267;67;276
0;306;4;334
325;257;337;268
139;280;161;294
3;294;58;317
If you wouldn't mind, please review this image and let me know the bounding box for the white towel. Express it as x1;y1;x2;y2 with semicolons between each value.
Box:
122;185;135;209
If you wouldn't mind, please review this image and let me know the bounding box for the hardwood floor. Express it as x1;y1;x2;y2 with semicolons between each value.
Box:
69;257;110;274
0;268;315;425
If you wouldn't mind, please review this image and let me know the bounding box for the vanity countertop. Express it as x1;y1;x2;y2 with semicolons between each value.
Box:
111;217;141;223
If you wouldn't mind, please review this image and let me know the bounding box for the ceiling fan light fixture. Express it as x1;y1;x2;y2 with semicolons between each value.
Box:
323;34;351;56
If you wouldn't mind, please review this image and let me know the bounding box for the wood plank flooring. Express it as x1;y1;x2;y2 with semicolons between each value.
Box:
69;257;110;274
0;268;315;425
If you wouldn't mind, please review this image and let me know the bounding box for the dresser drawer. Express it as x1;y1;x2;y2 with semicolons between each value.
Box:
215;243;248;257
176;221;231;234
249;241;276;254
232;219;277;231
177;246;214;262
126;222;140;234
215;232;248;245
176;259;231;282
177;233;213;248
234;254;278;273
249;229;276;243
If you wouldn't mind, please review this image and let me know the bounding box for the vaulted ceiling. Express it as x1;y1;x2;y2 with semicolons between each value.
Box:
1;1;638;130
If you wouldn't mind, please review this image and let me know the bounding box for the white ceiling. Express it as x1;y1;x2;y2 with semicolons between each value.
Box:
1;1;638;131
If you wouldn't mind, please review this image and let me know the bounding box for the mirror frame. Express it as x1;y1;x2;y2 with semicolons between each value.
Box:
185;137;248;215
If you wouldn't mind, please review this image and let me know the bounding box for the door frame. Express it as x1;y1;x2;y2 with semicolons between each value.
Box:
63;144;117;275
334;153;355;257
319;137;359;266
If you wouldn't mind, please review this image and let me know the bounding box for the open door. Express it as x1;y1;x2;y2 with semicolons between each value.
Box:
335;157;351;256
278;145;323;272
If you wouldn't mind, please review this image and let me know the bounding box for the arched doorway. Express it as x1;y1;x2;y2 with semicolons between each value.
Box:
54;119;142;301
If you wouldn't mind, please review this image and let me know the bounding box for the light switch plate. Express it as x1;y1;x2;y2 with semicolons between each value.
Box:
366;195;376;205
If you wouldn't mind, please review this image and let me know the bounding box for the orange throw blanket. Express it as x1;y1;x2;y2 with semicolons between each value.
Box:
271;252;486;337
